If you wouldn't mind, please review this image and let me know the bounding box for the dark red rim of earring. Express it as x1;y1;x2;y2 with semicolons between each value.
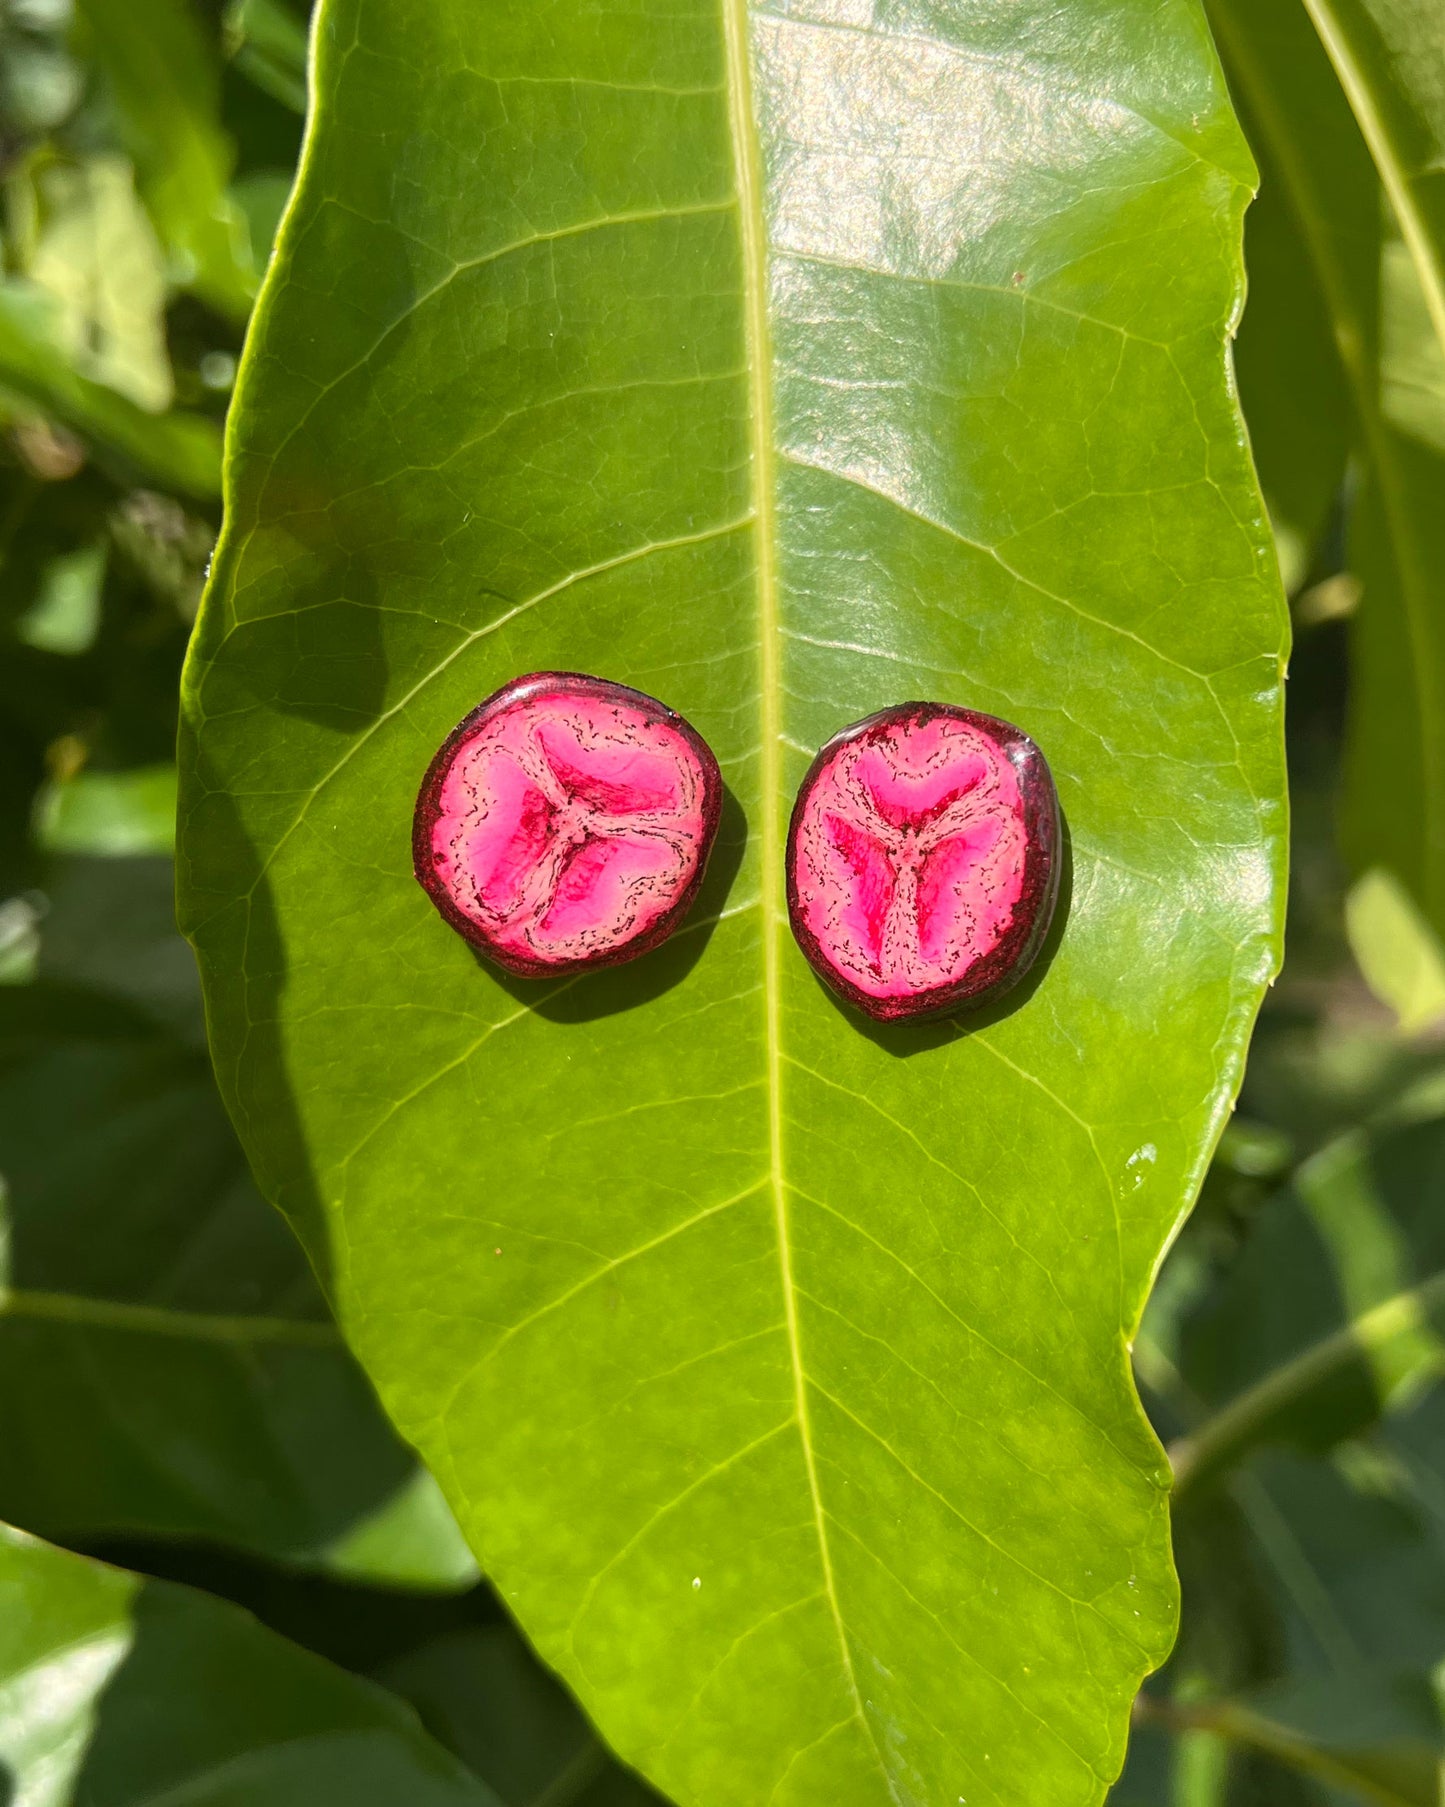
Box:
412;670;724;979
785;702;1061;1023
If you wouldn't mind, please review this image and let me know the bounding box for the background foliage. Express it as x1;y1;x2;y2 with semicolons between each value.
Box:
0;0;1440;1803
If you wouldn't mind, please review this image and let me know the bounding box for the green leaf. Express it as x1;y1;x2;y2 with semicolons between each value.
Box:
1345;868;1445;1035
33;764;178;857
0;855;476;1592
1135;1099;1445;1800
378;1625;664;1806
16;541;107;656
1166;1102;1445;1498
0;283;222;498
224;0;309;115
1228;132;1353;596
1148;1680;1441;1807
72;0;258;319
1344;219;1445;942
1210;0;1445;939
16;153;175;414
1216;1443;1445;1804
1295;0;1445;354
179;1;1288;1800
232;168;299;272
0;1521;502;1805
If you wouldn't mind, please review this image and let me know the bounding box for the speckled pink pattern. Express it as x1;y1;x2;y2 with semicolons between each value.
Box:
791;713;1029;1004
415;675;720;975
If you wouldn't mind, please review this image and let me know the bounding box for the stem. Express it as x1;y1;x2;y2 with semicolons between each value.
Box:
0;1286;341;1348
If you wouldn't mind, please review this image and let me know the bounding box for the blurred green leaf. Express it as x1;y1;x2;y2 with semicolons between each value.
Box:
73;0;257;318
1345;223;1445;947
0;853;477;1592
0;283;221;496
1225;1445;1445;1794
378;1625;664;1807
34;763;176;856
1208;0;1371;606
15;540;105;655
1345;868;1445;1035
1320;0;1445;946
1168;1105;1445;1498
230;166;295;269
1296;0;1445;354
224;0;308;114
33;855;200;1032
1125;1431;1445;1802
0;897;41;985
1156;1680;1439;1806
1208;0;1445;949
0;1521;502;1805
1229;128;1353;595
1135;1078;1445;1799
0;33;82;135
16;153;174;412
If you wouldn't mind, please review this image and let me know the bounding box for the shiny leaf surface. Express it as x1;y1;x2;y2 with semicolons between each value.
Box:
0;1522;500;1806
180;1;1288;1800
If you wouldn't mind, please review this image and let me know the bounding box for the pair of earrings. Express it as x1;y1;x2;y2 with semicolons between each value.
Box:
413;671;1060;1024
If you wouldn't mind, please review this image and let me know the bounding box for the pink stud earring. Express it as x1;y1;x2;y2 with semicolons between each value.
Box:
786;703;1060;1022
414;671;722;977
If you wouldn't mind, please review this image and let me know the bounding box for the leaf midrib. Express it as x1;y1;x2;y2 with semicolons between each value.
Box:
720;0;885;1786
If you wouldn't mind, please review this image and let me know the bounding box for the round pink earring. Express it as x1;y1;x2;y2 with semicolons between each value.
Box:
786;703;1060;1023
414;671;722;977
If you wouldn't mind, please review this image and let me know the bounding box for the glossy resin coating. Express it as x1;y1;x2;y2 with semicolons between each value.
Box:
787;703;1060;1022
414;672;722;977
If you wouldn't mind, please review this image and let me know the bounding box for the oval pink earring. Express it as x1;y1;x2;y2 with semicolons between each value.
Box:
414;671;722;977
786;703;1060;1022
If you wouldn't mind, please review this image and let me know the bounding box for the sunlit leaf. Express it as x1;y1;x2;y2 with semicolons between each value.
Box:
1345;868;1445;1036
180;0;1288;1799
34;764;177;857
18;153;174;413
15;542;106;657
